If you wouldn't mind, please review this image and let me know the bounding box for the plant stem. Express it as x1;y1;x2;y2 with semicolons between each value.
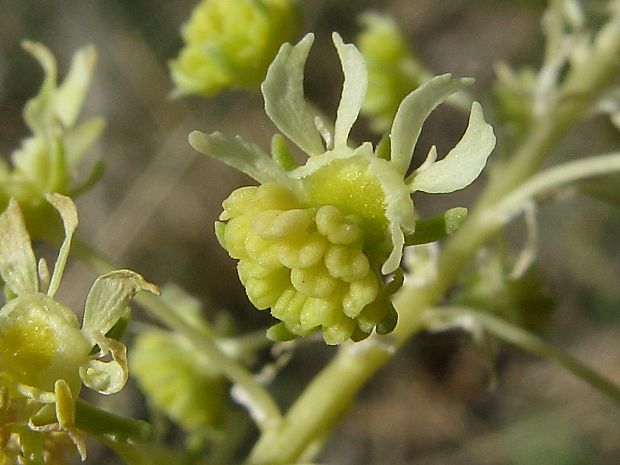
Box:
246;10;620;464
72;238;282;432
423;307;620;406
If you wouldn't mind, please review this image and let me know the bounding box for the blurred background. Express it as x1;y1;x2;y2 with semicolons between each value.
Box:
1;0;619;464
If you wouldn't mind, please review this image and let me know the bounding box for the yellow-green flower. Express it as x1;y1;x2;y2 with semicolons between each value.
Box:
0;42;105;232
0;195;158;462
190;34;496;344
170;0;301;97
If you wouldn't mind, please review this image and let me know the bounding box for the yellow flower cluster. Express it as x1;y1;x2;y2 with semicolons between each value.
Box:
218;183;396;344
170;0;301;97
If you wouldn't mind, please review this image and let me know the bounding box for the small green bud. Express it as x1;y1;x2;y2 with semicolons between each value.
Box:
170;0;302;97
356;12;431;132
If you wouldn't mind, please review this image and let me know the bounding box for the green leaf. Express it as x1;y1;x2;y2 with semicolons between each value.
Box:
390;73;473;176
409;102;496;193
261;34;325;156
82;270;159;342
189;131;299;192
0;199;38;295
45;193;78;297
405;207;468;245
332;33;367;148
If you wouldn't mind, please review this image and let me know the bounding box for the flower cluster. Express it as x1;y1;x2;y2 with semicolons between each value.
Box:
190;33;495;344
0;42;104;231
0;195;158;462
170;0;301;97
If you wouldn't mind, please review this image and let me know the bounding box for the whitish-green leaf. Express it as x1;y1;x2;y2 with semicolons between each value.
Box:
261;34;325;156
189;131;299;193
390;74;473;176
332;33;367;148
82;270;159;341
54;45;96;127
409;102;495;193
45;194;78;297
0;199;38;295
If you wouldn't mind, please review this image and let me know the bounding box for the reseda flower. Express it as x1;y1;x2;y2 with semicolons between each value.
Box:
190;34;496;344
170;0;301;97
0;42;105;229
0;195;158;462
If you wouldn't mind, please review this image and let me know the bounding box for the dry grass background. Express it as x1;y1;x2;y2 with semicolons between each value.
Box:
1;1;619;464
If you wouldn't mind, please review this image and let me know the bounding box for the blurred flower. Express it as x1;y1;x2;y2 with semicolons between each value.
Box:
0;195;158;462
190;34;495;344
356;12;431;133
0;42;105;234
170;0;301;97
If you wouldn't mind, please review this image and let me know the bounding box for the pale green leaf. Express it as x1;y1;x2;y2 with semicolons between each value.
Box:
0;199;38;295
189;131;299;193
261;34;325;156
45;193;78;297
332;33;367;148
390;74;473;176
82;270;159;342
409;102;496;193
54;45;96;128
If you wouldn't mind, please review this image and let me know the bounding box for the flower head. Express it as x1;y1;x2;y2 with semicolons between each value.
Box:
0;42;105;231
0;195;158;461
190;33;495;344
170;0;301;97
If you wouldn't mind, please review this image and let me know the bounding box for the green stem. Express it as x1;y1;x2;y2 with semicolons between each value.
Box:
246;10;620;465
72;238;283;432
425;307;620;406
74;399;151;443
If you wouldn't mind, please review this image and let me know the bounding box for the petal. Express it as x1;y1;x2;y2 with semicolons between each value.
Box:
22;41;58;136
0;199;38;295
79;335;128;395
45;193;78;297
82;270;159;343
261;34;325;156
54;45;97;128
390;74;473;176
332;33;367;148
189;131;299;193
409;102;496;193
